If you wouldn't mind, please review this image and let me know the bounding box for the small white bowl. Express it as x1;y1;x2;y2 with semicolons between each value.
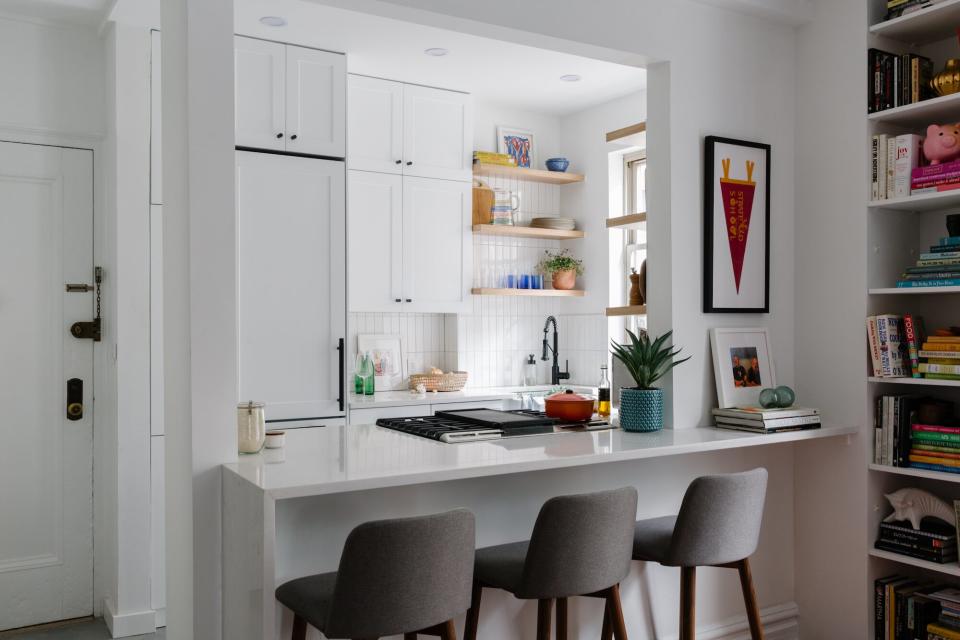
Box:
264;430;286;449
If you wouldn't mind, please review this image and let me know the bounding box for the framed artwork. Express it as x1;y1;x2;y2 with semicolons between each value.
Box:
357;334;404;391
497;126;536;169
709;327;776;408
704;136;771;313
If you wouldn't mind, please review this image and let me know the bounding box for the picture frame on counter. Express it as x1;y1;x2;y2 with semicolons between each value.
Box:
357;333;405;391
709;327;776;408
703;136;771;313
497;125;536;169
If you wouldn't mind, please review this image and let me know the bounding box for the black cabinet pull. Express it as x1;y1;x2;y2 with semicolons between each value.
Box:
406;161;413;166
276;133;284;139
405;298;412;303
394;298;402;302
336;338;344;413
290;134;298;140
395;160;402;164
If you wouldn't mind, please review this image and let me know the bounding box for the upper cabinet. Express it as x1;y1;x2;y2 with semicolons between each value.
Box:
348;75;472;182
235;36;346;158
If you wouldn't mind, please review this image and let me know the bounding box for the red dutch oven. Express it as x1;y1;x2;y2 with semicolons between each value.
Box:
544;390;595;421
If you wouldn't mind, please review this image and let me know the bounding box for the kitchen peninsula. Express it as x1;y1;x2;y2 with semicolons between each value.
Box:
222;422;854;640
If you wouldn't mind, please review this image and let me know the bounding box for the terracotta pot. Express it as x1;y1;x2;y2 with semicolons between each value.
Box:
552;269;577;290
544;390;595;421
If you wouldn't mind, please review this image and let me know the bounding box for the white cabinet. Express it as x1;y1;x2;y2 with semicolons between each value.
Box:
150;30;162;205
347;76;403;174
150;436;165;619
348;171;470;313
235;36;345;158
237;151;346;420
349;405;428;425
348;75;472;181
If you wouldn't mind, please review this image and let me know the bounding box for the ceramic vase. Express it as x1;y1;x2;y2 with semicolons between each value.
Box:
619;388;663;432
552;269;577;290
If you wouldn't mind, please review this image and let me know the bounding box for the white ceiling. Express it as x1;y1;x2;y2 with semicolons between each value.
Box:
235;0;646;116
1;0;112;25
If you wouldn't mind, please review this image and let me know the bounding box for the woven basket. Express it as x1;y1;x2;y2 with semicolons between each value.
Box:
409;371;469;392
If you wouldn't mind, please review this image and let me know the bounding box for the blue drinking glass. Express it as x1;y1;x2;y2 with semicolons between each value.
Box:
519;274;530;289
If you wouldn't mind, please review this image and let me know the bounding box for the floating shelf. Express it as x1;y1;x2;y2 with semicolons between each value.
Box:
869;376;960;387
868;189;960;212
869;0;960;45
869;548;960;578
870;462;960;483
868;92;960;128
606;213;647;230
471;288;585;297
473;163;585;185
605;305;647;317
472;224;584;240
869;286;960;295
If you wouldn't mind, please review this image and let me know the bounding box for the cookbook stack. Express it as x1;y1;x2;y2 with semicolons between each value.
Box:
712;406;821;433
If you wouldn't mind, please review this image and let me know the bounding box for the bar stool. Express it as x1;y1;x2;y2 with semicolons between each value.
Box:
630;468;768;640
275;509;475;640
464;486;638;640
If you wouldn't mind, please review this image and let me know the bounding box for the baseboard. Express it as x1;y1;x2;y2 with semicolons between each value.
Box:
102;599;160;638
153;607;166;628
662;601;799;640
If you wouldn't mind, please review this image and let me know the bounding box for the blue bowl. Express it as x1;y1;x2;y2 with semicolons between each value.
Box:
545;157;570;172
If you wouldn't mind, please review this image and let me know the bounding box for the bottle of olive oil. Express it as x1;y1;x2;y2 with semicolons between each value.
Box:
597;365;611;418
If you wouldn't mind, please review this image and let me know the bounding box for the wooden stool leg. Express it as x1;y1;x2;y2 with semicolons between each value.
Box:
464;582;482;640
601;599;613;640
737;559;764;640
556;597;568;640
439;619;457;640
292;614;307;640
537;598;554;640
680;567;696;640
607;584;628;640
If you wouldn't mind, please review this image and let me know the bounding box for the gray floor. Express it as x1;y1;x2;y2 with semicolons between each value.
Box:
0;619;164;640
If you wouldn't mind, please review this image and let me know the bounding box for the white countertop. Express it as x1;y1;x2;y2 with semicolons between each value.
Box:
348;385;593;409
222;422;857;500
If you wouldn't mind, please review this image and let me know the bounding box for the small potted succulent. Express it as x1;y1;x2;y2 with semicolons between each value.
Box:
538;249;583;290
611;329;690;432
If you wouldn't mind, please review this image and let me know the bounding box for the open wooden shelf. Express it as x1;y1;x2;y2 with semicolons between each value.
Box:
471;288;585;297
869;376;960;387
472;224;584;240
868;189;960;212
869;548;960;578
870;463;960;483
606;213;647;230
868;92;960;128
869;0;960;45
605;304;647;317
473;163;584;185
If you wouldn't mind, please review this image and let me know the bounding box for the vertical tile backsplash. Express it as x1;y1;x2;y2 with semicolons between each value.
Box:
347;313;450;389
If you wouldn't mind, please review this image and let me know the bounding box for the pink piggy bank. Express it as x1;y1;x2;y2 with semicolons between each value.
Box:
924;123;960;165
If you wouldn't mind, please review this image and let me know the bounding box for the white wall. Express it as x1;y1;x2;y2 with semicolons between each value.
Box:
473;101;562;167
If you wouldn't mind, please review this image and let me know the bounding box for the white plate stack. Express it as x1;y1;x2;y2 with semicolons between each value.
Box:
530;217;576;231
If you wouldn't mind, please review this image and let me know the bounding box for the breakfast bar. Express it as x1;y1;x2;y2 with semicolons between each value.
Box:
222;422;854;639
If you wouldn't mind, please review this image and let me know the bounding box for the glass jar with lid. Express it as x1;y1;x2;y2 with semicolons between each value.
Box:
237;401;266;454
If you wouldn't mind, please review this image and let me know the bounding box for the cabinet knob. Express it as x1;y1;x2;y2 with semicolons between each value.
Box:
290;134;298;140
395;160;402;164
276;133;284;139
395;298;401;303
406;161;413;166
405;298;412;303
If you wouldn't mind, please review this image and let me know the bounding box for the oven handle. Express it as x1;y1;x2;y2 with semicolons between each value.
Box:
337;337;345;413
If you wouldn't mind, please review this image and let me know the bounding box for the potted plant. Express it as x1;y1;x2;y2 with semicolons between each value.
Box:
538;249;584;290
611;329;690;432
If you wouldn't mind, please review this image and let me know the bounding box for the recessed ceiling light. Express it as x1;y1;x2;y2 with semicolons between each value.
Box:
259;16;287;27
560;74;582;82
424;48;450;57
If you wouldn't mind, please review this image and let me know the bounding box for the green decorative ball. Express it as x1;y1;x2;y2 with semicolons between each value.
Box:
759;388;779;408
774;385;796;408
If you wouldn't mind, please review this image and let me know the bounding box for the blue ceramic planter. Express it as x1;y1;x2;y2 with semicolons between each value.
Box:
619;388;664;432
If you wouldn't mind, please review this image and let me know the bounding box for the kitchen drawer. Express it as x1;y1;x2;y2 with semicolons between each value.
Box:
349;404;429;425
266;417;345;430
430;400;506;412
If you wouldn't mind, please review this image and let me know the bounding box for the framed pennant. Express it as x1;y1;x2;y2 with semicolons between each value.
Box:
703;136;771;313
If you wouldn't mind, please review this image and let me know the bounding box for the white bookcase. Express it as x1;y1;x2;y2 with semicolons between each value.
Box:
866;1;960;633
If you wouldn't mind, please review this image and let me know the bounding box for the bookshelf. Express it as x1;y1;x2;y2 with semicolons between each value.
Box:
866;2;960;634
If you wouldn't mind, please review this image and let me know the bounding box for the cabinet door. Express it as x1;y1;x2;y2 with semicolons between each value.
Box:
285;46;346;158
349;405;430;425
402;85;473;182
347;170;403;312
150;30;162;205
237;152;346;419
402;177;471;313
347;75;403;174
234;36;285;151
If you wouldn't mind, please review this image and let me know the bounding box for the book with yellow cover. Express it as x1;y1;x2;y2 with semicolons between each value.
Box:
921;343;960;351
909;454;960;467
928;337;960;343
928;623;960;640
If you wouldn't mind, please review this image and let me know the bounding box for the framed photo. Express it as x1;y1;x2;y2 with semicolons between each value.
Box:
497;126;536;169
704;136;771;313
709;328;776;408
357;334;404;391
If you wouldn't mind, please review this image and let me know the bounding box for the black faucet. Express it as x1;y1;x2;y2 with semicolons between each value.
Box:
541;315;570;385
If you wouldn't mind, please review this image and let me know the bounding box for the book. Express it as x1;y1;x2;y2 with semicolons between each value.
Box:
905;315;926;377
898;279;960;288
917;259;960;267
713;423;820;435
929;624;960;640
714;414;821;429
911;183;960;195
941;237;960;247
925;373;960;381
711;406;820;420
910;462;960;474
873;136;881;201
875;540;958;563
910;454;960;468
869;317;884;377
914;443;960;454
906;265;960;275
882;520;957;541
878;315;907;377
888;136;897;200
913;424;960;434
897;135;924;198
876;575;906;640
912;431;960;444
912;594;945;640
920;253;960;261
914;159;960;180
879;133;889;197
922;343;960;351
879;524;957;549
928;337;960;343
920;364;960;374
920;351;960;359
915;445;960;457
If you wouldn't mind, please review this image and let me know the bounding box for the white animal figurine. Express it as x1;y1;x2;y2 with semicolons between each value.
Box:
883;488;955;530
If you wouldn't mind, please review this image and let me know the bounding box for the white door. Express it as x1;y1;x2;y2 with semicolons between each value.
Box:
347;170;403;312
0;142;93;630
285;46;346;158
402;177;471;312
347;75;403;174
402;85;473;182
235;36;286;152
237;152;346;420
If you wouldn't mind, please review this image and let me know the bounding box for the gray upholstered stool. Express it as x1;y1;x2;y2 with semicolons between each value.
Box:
275;509;475;640
464;487;638;640
631;468;768;640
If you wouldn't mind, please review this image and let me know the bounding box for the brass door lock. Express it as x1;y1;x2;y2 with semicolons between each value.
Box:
66;378;83;421
69;266;102;342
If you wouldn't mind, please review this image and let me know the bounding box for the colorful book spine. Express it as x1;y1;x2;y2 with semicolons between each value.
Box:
910;454;960;467
878;315;907;377
911;431;960;443
918;351;960;358
924;373;960;381
878;133;888;198
913;424;960;434
919;252;960;260
913;158;960;180
940;237;960;247
887;137;897;200
909;183;960;195
896;134;923;198
872;136;880;201
868;317;883;377
904;314;922;377
897;279;960;287
928;336;960;343
920;363;960;374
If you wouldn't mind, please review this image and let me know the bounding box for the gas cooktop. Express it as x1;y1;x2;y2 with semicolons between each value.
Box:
376;408;611;443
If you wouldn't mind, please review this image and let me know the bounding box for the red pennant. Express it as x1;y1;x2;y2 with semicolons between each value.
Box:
719;158;757;293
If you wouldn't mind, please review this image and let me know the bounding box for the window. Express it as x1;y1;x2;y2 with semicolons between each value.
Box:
621;151;647;333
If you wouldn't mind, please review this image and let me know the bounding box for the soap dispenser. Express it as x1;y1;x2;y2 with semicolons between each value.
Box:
524;354;537;386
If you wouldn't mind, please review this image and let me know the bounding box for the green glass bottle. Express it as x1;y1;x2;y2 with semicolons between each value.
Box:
354;353;364;395
362;351;376;396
